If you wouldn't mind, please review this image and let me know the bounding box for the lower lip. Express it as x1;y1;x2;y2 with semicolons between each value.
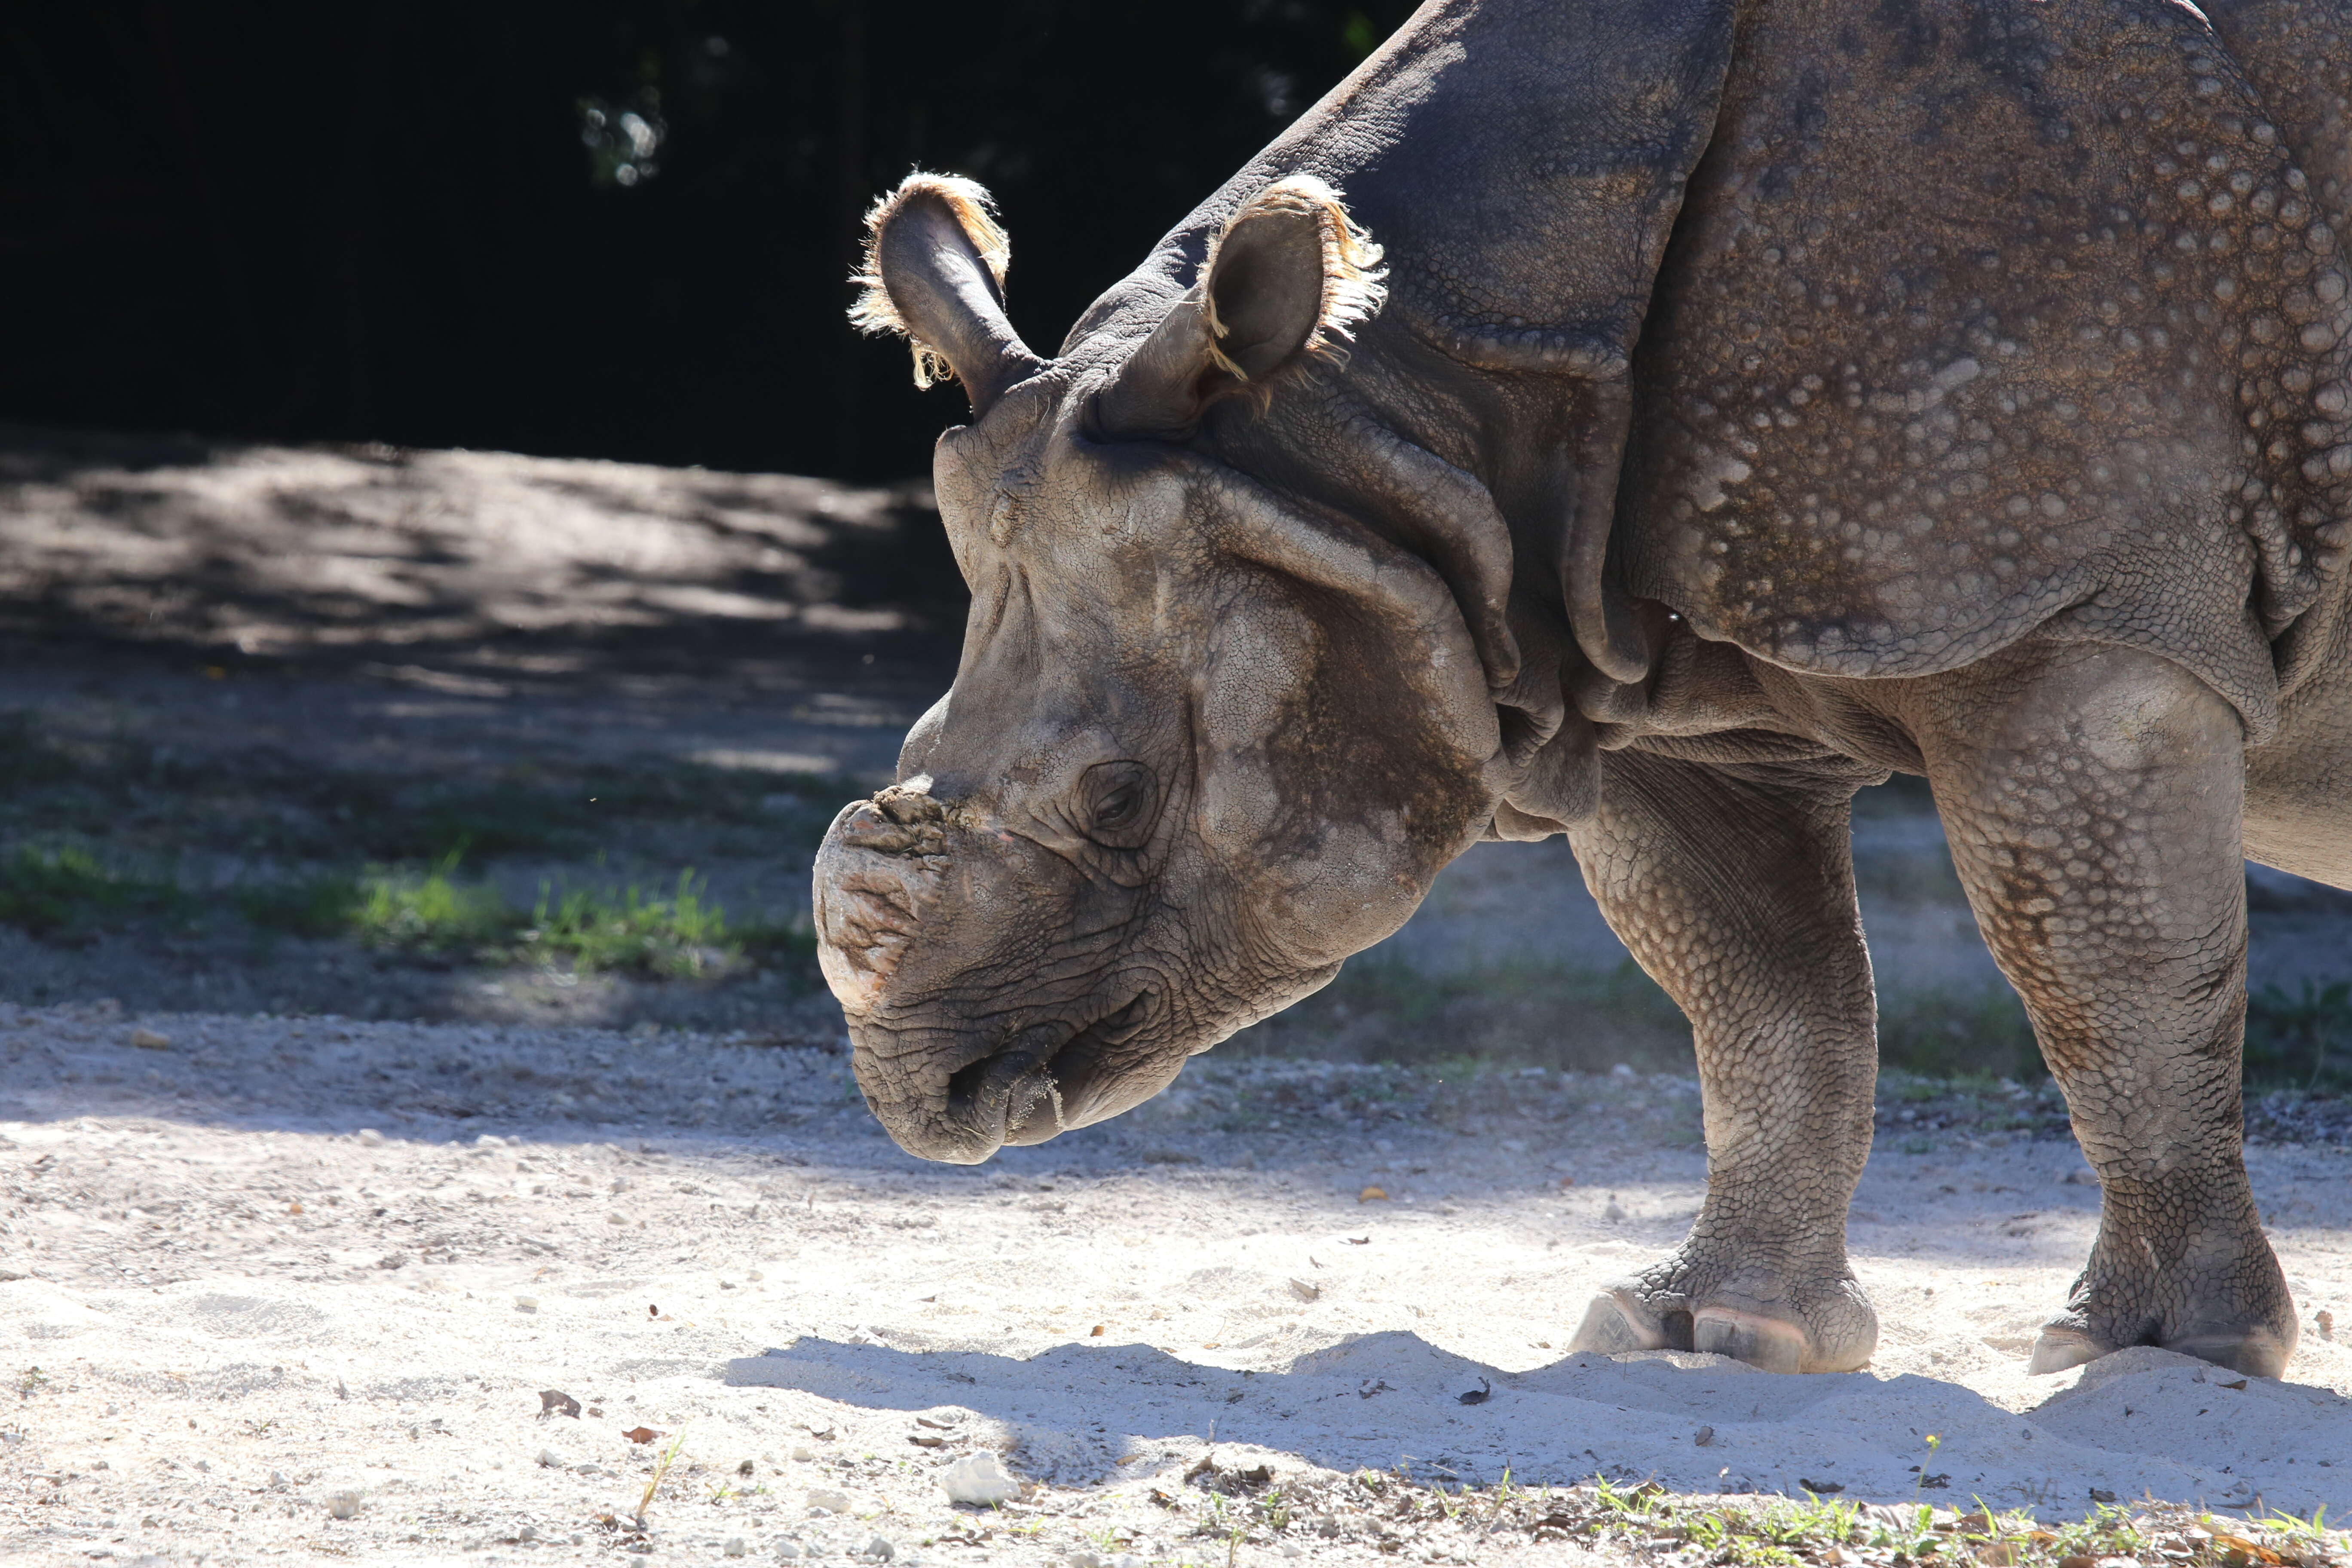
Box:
963;998;1148;1148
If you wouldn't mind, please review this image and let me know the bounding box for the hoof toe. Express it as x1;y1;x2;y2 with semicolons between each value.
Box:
2163;1329;2294;1381
2027;1325;2104;1376
1568;1290;1677;1356
1694;1308;1807;1374
2029;1323;2295;1379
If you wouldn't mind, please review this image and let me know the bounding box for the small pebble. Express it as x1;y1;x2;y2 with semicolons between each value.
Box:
806;1487;851;1512
129;1028;172;1050
864;1538;895;1562
356;1128;385;1146
723;1539;747;1559
326;1490;363;1520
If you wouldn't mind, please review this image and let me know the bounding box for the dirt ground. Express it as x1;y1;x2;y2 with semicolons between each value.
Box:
1;429;2349;1566
2;1004;2348;1567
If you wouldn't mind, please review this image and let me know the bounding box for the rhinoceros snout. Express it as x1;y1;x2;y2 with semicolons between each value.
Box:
812;778;1183;1164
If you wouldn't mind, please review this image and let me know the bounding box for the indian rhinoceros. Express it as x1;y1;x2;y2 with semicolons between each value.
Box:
812;0;2352;1379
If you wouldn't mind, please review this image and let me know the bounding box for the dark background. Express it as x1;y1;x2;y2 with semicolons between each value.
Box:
0;1;1418;483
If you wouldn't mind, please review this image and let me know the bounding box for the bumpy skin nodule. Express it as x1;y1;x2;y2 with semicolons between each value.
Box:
818;0;2352;1381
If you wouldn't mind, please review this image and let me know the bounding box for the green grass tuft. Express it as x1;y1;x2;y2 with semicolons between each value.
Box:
236;854;520;953
521;870;733;978
0;844;195;941
352;856;523;953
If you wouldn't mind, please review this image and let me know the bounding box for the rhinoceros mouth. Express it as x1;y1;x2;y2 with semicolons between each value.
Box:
940;991;1153;1154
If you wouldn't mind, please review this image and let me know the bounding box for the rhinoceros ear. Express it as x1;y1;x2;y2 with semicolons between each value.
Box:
851;173;1044;415
1093;176;1385;437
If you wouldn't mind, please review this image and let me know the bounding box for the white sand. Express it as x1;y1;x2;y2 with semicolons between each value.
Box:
1;1004;2347;1565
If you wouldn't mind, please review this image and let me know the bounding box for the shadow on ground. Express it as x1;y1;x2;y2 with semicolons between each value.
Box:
0;421;967;691
725;1332;2352;1520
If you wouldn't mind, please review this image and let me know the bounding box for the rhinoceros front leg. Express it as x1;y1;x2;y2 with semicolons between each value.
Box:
1911;641;2297;1379
1563;749;1880;1374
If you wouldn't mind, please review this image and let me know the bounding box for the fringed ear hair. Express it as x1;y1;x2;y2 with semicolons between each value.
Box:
1200;175;1386;379
1094;175;1386;437
851;173;1042;415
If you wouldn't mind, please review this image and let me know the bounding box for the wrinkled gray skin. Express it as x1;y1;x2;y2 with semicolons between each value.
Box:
815;0;2352;1379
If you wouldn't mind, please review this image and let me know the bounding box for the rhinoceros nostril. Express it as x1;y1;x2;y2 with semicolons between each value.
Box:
945;1053;995;1114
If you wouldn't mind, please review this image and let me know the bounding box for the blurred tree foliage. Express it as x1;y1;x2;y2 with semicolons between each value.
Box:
0;2;1418;480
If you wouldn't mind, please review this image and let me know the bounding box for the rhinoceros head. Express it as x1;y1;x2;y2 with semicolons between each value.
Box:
814;173;1533;1163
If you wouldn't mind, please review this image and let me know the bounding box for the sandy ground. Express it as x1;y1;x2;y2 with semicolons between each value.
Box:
3;1003;2347;1567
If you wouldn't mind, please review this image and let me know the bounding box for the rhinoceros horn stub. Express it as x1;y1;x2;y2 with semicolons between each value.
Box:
851;173;1044;414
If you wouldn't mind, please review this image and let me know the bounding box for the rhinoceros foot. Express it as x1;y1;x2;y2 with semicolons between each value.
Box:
2027;1300;2297;1381
1567;1248;1877;1375
2028;1320;2294;1381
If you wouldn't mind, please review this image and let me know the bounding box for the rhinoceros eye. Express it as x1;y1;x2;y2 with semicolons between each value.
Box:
1080;760;1157;849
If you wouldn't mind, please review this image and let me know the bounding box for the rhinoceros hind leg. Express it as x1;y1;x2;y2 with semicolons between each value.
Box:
1564;749;1883;1375
1911;640;2298;1380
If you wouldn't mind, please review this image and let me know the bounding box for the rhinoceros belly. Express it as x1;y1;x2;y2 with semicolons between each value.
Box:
1615;0;2352;739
